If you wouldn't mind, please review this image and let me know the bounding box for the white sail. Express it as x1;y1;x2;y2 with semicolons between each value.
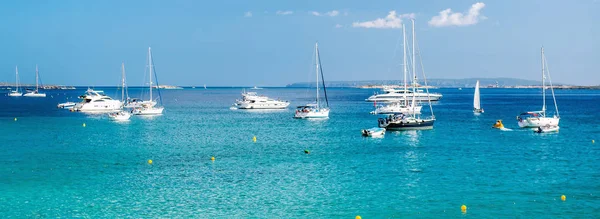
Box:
474;80;481;110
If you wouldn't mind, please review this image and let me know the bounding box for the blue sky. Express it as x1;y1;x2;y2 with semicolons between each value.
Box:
0;0;598;86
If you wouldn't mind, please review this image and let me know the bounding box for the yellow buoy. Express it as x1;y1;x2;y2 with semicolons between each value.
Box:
82;123;86;127
561;195;566;201
147;159;153;164
461;205;467;213
252;136;257;142
211;156;215;161
355;216;361;219
593;140;595;144
14;118;17;121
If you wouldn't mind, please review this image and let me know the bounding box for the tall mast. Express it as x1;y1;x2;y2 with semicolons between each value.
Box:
410;19;417;115
315;42;320;108
15;66;19;91
148;47;153;101
541;47;546;115
402;23;408;106
35;65;39;91
121;62;126;102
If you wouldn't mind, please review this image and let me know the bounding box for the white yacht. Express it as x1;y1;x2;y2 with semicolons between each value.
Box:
8;66;22;97
294;42;330;119
517;47;559;128
72;88;122;112
232;90;289;109
133;47;164;115
23;65;46;97
366;87;442;102
371;102;422;115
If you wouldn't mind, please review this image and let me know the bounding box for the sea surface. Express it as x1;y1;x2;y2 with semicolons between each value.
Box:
0;87;599;218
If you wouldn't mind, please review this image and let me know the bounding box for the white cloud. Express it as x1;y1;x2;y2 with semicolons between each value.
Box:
244;11;252;17
310;10;340;17
428;2;486;27
335;24;343;28
326;10;340;17
276;10;294;15
352;11;415;29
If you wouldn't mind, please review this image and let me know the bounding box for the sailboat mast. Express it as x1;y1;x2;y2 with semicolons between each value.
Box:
315;42;320;109
121;62;126;102
402;23;408;106
35;65;39;91
410;19;417;116
15;66;19;91
149;47;153;101
541;47;546;115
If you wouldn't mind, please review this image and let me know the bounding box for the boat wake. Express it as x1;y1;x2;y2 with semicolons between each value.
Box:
499;127;513;131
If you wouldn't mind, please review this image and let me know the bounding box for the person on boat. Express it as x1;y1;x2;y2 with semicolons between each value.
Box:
492;120;504;129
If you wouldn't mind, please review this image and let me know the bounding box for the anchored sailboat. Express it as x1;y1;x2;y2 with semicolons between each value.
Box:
23;65;46;97
517;47;559;130
371;22;422;115
473;80;484;114
133;47;164;115
8;66;22;97
378;20;435;131
109;63;132;121
294;42;330;119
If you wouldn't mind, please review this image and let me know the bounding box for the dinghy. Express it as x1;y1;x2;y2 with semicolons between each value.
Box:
362;127;386;137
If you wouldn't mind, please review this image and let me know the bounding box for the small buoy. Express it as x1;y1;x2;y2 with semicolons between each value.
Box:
147;159;153;164
593;140;595;144
211;156;215;161
252;136;257;142
14;118;17;121
304;150;310;154
82;123;86;127
561;195;566;201
461;205;467;213
355;216;361;219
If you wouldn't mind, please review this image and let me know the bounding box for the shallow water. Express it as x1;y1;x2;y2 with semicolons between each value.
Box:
0;87;599;217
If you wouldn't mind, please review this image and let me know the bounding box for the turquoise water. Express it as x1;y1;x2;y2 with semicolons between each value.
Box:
1;88;599;217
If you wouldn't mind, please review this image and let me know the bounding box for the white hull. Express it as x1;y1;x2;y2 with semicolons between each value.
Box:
371;103;422;115
8;92;22;97
57;102;77;109
134;107;164;115
518;117;559;128
234;102;290;109
23;92;46;97
535;125;559;133
366;92;442;102
73;102;122;112
362;128;386;137
109;111;131;121
294;109;329;119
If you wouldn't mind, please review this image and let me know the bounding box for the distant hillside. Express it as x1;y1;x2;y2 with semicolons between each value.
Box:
286;78;555;88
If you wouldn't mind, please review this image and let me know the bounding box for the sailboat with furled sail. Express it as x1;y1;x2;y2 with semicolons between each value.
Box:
133;47;164;115
378;19;435;131
8;66;22;97
294;42;330;119
473;80;484;114
109;62;132;121
23;65;46;97
517;47;559;131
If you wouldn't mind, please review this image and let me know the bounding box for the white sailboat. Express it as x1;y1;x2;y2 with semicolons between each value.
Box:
378;20;435;131
109;62;132;121
8;66;22;97
517;47;560;128
372;23;422;115
473;80;484;114
133;47;164;115
23;65;46;97
294;42;330;119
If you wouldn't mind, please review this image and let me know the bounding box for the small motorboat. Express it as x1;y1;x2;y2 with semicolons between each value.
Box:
362;127;386;137
57;102;77;109
108;111;131;121
534;125;559;133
